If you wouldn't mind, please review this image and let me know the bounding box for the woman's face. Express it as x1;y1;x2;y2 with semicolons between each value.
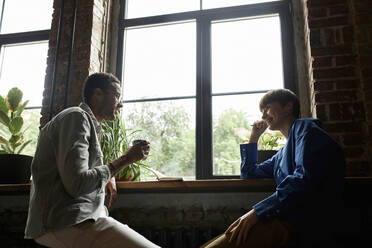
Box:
261;101;292;131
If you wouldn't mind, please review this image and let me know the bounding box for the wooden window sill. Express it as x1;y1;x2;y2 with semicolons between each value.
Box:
0;177;371;195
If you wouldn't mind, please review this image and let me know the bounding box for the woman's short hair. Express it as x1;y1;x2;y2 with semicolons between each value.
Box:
259;89;300;118
83;72;120;104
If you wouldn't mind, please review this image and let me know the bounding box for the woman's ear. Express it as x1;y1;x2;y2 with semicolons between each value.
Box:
285;102;293;116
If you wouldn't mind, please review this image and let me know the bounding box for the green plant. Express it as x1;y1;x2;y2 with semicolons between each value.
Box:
0;87;32;154
100;114;143;181
234;126;285;151
258;132;285;150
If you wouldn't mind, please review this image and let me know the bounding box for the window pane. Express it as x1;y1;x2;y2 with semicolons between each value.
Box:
123;22;196;100
126;0;199;19
0;42;48;107
212;93;264;176
203;0;281;9
211;15;283;94
1;0;53;34
122;99;196;178
22;109;41;156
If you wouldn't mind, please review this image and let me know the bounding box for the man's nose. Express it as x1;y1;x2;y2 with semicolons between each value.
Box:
117;101;123;109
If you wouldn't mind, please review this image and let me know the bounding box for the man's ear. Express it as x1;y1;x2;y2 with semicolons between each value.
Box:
91;88;104;102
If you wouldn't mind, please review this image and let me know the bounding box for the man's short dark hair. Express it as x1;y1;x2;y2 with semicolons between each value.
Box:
259;89;300;118
83;72;120;104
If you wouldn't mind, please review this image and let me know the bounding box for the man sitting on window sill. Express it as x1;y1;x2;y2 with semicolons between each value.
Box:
201;89;345;248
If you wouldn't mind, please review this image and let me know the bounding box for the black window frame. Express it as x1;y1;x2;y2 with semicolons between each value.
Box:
0;0;50;111
116;0;297;179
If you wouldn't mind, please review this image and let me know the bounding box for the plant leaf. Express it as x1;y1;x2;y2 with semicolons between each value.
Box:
117;166;129;180
262;134;271;143
11;140;22;150
16;139;32;154
0;135;9;146
1;143;12;154
6;87;23;111
0;110;10;127
9;116;23;134
0;95;8;115
9;134;21;145
16;100;29;117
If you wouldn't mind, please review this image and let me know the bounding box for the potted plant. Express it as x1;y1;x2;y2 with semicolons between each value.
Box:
100;114;142;181
257;132;284;162
234;127;285;163
0;87;33;184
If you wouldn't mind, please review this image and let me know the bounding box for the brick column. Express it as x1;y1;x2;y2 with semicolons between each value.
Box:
40;0;109;126
353;0;372;175
307;0;372;176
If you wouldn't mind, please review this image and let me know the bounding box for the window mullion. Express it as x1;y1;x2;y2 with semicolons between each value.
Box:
0;30;50;44
196;16;212;179
116;0;126;84
279;3;296;93
0;0;5;32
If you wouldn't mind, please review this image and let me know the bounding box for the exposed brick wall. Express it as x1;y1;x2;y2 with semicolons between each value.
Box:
40;0;109;126
307;0;372;176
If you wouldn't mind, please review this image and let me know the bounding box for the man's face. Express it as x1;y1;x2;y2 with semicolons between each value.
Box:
261;101;291;130
101;82;123;121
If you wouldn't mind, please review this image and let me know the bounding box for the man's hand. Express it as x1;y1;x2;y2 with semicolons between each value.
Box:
108;140;150;178
225;209;259;246
124;140;150;163
249;120;268;143
105;177;117;209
